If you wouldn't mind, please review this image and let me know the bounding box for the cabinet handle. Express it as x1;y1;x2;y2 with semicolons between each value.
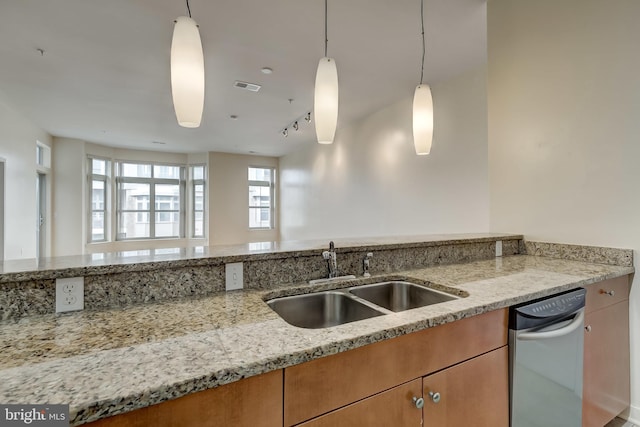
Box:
585;325;592;332
600;289;615;297
412;396;424;409
429;391;441;403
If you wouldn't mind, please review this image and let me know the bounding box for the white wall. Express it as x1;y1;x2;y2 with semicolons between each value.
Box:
487;0;640;421
52;138;86;256
208;152;279;245
279;66;490;241
0;160;4;260
0;91;52;260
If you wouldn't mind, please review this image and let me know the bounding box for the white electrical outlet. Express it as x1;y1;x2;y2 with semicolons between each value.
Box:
496;240;503;257
225;262;244;291
56;277;84;313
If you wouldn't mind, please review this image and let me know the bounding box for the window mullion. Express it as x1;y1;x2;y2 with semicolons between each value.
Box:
150;183;156;238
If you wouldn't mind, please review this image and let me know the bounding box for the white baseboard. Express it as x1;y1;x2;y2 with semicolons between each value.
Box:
624;404;640;425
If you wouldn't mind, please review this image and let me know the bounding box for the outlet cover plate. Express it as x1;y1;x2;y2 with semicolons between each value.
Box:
225;262;244;291
56;277;84;313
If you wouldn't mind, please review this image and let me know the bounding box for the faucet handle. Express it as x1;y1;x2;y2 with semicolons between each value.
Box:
363;253;372;278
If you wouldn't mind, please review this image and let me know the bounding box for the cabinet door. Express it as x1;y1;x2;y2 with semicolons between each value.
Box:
85;370;283;427
422;346;509;427
583;301;630;427
297;379;422;427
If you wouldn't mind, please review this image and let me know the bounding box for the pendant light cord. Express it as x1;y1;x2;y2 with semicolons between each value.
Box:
186;0;192;18
420;0;425;85
324;0;328;57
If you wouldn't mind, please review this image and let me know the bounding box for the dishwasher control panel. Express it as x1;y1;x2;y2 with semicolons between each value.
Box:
510;288;586;330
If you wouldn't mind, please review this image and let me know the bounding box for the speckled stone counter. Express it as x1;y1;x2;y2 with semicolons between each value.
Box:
0;233;523;319
0;253;633;425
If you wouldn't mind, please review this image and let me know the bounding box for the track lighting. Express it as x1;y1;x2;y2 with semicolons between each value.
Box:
280;112;312;139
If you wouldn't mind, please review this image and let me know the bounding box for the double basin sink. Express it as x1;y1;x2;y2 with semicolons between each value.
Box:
267;281;460;329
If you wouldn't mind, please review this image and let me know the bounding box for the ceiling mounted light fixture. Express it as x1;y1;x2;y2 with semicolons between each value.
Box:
412;0;434;155
171;0;205;128
314;0;339;144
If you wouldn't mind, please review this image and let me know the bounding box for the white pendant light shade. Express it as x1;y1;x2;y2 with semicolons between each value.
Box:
314;57;339;144
412;84;433;155
171;16;204;128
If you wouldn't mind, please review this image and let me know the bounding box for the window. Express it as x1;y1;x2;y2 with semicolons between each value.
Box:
116;162;185;240
36;142;51;169
248;167;275;229
89;158;109;242
191;165;205;238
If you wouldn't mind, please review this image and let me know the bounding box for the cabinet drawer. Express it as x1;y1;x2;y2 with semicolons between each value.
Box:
284;308;507;426
585;276;630;313
297;379;423;427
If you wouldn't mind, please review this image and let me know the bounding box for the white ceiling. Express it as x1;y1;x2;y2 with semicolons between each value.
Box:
0;0;486;157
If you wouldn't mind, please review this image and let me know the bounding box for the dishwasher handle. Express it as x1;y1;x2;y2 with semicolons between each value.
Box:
517;310;584;341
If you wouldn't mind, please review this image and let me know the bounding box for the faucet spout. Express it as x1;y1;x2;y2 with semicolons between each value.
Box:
312;242;356;285
326;241;338;278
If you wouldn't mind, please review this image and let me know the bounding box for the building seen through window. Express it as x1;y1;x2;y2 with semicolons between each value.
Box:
248;167;274;229
89;158;109;242
117;163;183;240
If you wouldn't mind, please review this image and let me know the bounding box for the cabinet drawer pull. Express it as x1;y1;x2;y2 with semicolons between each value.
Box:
429;391;441;403
585;325;592;332
412;396;424;409
600;289;615;297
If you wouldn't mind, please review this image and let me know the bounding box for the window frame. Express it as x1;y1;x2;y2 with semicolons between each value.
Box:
88;156;110;243
115;161;186;241
248;166;276;230
190;164;206;238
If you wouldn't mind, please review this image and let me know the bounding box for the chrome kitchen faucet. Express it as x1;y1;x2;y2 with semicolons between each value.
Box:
323;241;338;278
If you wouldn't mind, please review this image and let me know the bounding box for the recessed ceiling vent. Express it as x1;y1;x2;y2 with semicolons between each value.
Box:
233;80;261;92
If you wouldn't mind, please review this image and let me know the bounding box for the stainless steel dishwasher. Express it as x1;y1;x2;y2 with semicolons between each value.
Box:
509;288;587;427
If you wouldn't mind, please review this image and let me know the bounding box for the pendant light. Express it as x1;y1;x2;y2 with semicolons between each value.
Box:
171;0;205;128
314;0;339;144
412;0;434;155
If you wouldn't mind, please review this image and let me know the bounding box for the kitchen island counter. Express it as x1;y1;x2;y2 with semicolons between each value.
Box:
0;253;633;425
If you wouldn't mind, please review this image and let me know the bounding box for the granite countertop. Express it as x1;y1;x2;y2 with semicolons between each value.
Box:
0;233;520;282
0;254;633;425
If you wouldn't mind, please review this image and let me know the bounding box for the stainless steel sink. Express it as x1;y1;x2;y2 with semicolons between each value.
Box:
267;291;385;329
349;281;458;312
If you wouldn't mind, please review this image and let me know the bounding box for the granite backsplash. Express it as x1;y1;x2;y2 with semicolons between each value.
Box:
0;236;521;320
1;235;632;321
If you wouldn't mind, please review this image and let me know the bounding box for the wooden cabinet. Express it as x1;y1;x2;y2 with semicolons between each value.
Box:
297;379;423;427
285;309;508;426
423;346;509;427
583;276;631;427
294;347;508;427
85;370;283;427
